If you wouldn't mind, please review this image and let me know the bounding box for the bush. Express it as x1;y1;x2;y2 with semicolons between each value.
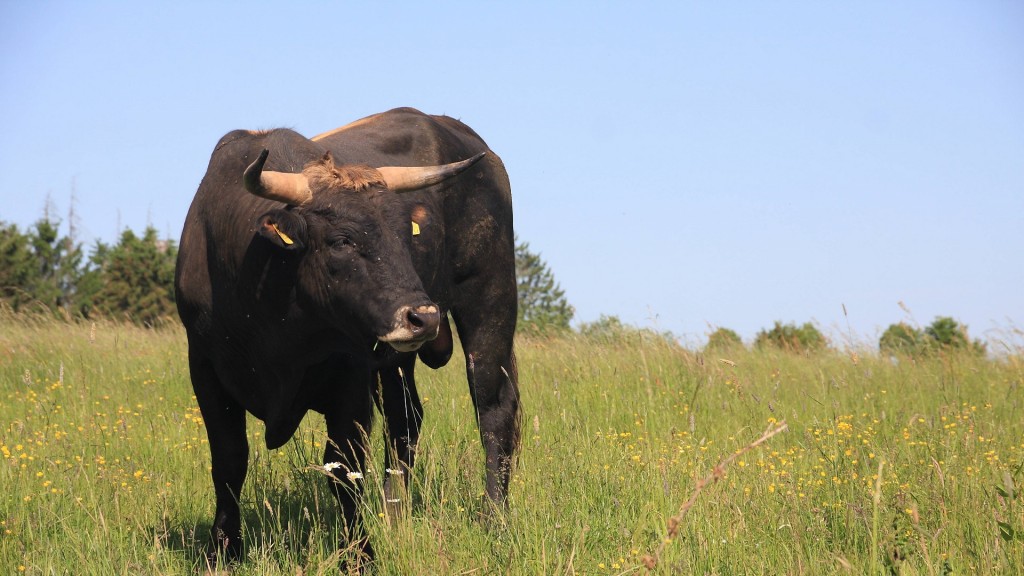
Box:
879;322;927;356
705;327;744;352
577;314;677;346
754;321;828;353
879;317;986;357
925;316;986;354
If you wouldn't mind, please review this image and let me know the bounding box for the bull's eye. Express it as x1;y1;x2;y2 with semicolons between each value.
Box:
330;236;355;251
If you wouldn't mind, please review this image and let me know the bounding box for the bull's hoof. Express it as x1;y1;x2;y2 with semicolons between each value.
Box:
203;548;240;574
384;498;404;525
205;531;242;572
341;536;375;573
476;493;511;528
382;476;410;524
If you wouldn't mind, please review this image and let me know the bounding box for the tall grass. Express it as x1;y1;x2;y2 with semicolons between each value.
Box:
2;312;1022;574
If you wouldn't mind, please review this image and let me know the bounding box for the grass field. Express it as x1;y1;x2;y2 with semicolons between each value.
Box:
2;313;1023;574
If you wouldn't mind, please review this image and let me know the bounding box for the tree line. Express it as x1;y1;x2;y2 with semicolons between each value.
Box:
1;215;176;325
515;238;989;357
706;317;986;357
0;217;574;331
0;213;987;356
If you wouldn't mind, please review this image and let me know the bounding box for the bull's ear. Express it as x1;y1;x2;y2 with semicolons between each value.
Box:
257;209;306;250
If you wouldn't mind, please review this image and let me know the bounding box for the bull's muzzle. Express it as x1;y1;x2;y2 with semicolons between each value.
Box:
379;305;441;352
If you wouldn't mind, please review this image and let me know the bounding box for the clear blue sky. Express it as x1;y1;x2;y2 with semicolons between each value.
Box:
2;1;1021;346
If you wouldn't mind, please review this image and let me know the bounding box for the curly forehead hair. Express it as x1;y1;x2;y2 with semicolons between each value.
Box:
302;153;386;193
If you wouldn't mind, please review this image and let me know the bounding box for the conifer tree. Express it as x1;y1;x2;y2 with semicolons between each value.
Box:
0;216;83;313
28;217;84;312
86;226;177;325
0;222;37;310
515;236;574;332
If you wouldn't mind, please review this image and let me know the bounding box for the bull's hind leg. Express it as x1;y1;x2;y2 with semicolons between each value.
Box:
190;351;249;561
451;278;520;507
378;353;423;517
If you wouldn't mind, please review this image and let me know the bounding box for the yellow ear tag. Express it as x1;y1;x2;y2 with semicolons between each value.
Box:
411;221;421;236
271;223;294;245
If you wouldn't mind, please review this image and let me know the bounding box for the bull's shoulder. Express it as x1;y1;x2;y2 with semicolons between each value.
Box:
209;129;317;169
212;129;258;153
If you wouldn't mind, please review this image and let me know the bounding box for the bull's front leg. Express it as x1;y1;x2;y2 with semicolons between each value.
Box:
324;371;375;565
378;353;423;517
377;313;453;517
190;353;249;562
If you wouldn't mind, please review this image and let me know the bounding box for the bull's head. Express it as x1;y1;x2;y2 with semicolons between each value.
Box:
243;149;483;352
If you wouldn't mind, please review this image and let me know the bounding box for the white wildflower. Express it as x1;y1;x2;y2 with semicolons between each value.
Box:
346;471;363;481
323;462;343;472
385;468;404;476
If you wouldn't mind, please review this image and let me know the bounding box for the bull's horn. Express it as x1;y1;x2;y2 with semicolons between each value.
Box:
376;152;486;193
243;149;313;205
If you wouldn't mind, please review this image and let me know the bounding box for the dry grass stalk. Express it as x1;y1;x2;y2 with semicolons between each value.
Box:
641;420;789;572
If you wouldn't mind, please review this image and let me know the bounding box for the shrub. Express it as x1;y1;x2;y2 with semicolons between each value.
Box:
705;327;744;352
879;322;927;356
925;316;986;355
754;321;828;353
577;314;677;346
878;317;987;357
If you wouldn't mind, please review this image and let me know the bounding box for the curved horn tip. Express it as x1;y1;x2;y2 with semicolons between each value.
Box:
242;148;313;205
251;149;270;169
243;149;271;193
449;151;487;173
460;151;486;169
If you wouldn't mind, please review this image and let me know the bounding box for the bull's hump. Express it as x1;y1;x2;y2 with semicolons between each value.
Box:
311;114;382;142
310;107;431;143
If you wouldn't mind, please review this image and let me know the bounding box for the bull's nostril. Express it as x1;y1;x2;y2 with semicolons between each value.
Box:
408;311;426;330
404;306;440;337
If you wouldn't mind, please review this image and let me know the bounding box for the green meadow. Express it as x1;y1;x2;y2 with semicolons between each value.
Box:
2;313;1023;574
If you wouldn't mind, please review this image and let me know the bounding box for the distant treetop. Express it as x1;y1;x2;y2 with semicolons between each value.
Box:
754;321;829;353
880;317;986;357
515;236;574;333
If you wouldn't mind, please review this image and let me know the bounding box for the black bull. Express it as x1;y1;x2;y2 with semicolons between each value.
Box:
174;107;520;560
